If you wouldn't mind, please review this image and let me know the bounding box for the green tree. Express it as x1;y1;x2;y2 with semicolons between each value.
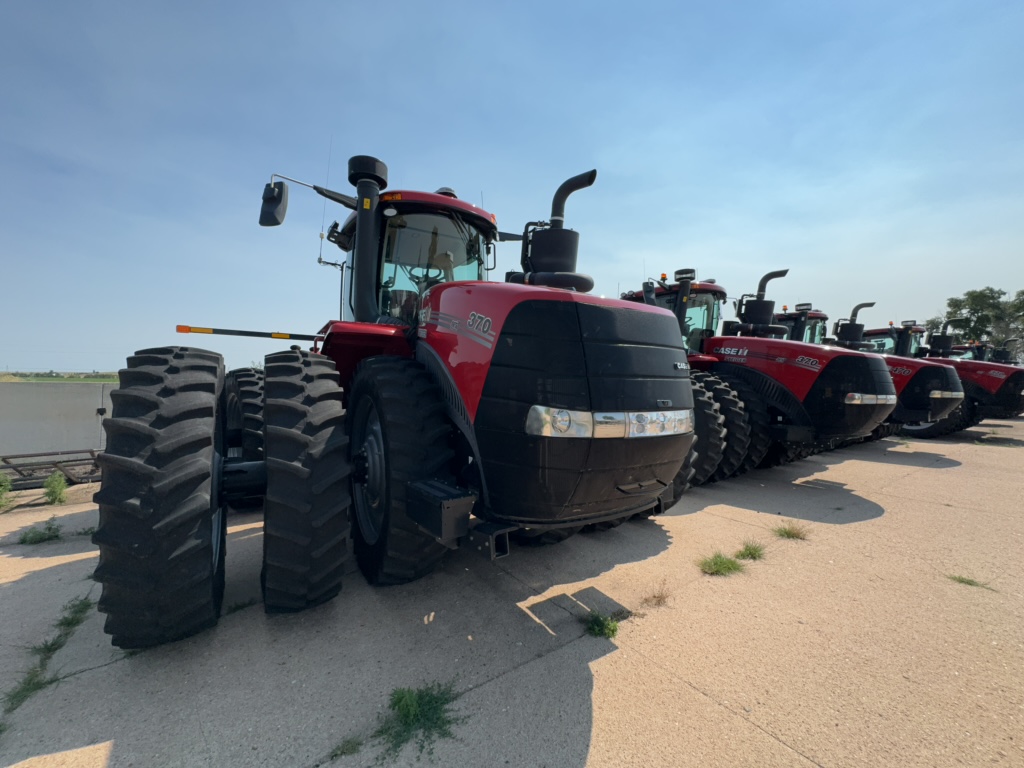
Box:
930;287;1024;360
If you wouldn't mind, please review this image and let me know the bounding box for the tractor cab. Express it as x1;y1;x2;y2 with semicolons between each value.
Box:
776;303;829;344
863;322;926;357
620;270;727;351
327;192;495;325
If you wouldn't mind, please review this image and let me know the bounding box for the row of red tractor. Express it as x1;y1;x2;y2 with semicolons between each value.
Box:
90;157;1024;648
620;268;1023;495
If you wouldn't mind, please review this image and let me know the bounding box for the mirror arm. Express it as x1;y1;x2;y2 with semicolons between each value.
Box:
269;173;357;210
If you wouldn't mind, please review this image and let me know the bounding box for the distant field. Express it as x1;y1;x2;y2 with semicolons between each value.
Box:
0;374;119;383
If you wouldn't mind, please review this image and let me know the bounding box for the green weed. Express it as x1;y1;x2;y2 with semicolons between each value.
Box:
583;611;620;638
773;523;808;541
18;516;62;545
43;473;67;505
329;736;363;759
0;474;12;509
735;540;765;561
699;552;745;576
4;595;94;714
372;682;463;759
3;664;55;714
947;574;996;591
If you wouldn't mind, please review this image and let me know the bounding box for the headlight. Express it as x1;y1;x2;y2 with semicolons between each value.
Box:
928;390;964;399
524;407;593;438
525;406;693;438
844;393;898;405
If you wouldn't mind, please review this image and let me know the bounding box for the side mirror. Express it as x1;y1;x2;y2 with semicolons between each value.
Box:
259;181;289;227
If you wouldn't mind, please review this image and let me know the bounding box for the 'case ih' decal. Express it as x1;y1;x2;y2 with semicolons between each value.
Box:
713;346;748;356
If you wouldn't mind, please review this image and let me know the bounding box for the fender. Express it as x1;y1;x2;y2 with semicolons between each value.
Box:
710;361;813;433
945;359;1018;396
703;336;884;402
421;282;677;421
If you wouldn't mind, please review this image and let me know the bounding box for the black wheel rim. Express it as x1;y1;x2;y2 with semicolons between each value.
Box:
353;400;387;546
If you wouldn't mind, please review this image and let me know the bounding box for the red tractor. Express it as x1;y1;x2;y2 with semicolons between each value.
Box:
863;321;1024;437
775;303;830;345
92;155;696;648
623;269;897;481
776;303;964;439
951;339;1021;364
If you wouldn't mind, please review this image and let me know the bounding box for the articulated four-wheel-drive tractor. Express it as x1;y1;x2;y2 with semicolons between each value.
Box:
862;321;1024;437
623;269;897;483
91;156;695;648
777;303;964;440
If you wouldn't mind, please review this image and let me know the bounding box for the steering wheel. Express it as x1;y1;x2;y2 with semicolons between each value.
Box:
406;264;445;292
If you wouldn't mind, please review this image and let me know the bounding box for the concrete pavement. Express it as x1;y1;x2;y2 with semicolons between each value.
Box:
0;420;1021;767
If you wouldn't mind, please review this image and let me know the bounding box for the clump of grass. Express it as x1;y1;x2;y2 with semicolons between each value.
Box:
583;611;620;638
947;574;996;592
54;596;93;632
4;595;94;714
640;579;670;609
699;552;744;576
735;540;765;561
372;682;463;759
18;516;62;545
773;523;808;541
329;736;363;759
3;664;55;714
74;526;96;537
43;472;67;505
0;474;12;509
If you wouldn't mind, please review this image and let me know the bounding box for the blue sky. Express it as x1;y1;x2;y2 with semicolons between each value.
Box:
2;0;1022;371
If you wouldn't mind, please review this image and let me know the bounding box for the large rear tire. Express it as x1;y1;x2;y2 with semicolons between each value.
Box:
348;357;452;585
92;347;227;649
717;374;772;476
225;367;265;511
688;377;726;486
226;368;264;460
261;350;351;612
697;373;751;483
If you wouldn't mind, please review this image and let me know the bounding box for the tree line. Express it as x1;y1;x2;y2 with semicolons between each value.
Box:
925;287;1023;360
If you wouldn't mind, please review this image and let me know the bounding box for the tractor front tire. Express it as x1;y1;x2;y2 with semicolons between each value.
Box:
348;357;452;585
261;350;351;612
92;347;227;649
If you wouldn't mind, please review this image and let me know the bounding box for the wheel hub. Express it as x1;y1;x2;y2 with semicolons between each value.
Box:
353;404;387;545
